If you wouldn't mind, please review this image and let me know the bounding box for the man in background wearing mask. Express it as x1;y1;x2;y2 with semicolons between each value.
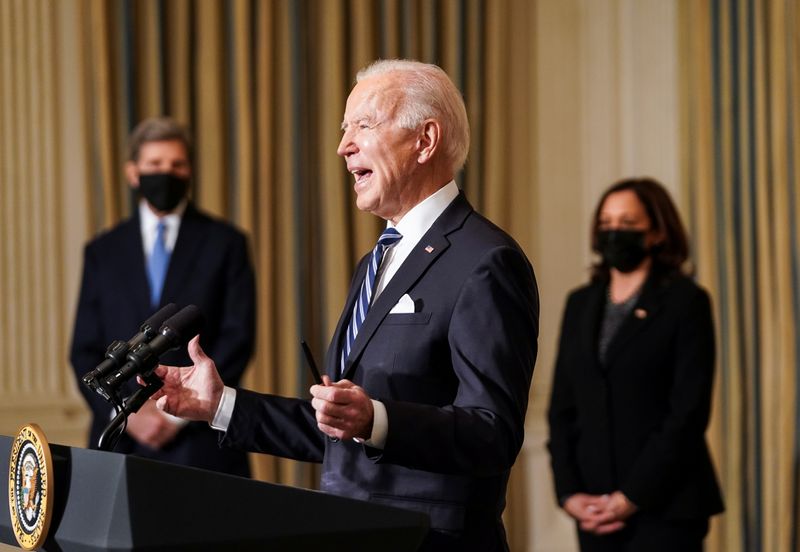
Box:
70;117;254;477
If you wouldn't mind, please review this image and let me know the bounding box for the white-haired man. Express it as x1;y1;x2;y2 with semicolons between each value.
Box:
152;60;538;552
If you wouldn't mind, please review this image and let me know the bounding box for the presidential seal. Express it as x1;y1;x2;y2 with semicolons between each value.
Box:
8;424;53;550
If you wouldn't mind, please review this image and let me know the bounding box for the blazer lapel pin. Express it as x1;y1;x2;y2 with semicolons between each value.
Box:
424;245;434;253
634;308;647;319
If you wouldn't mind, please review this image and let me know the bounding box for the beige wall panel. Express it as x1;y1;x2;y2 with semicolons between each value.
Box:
580;0;622;215
0;399;89;448
618;0;681;199
580;0;681;212
529;1;683;550
532;0;585;549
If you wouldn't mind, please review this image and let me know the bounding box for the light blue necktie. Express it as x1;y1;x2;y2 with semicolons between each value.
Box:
147;221;171;308
340;228;402;374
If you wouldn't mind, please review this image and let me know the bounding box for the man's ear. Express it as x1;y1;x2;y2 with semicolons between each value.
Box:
125;161;140;189
416;120;441;165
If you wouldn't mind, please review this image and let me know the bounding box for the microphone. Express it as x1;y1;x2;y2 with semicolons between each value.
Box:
101;305;205;393
82;303;179;392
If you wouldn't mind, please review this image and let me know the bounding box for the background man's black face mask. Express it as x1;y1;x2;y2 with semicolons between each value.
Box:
138;172;189;212
597;229;649;273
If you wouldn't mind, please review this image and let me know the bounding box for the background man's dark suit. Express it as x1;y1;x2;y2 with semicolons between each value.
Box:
548;274;724;534
70;203;254;476
222;194;539;552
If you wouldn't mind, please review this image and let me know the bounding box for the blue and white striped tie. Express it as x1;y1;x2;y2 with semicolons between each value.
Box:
340;227;402;374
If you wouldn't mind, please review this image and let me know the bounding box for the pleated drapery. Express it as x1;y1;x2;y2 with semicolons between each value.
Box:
682;0;800;550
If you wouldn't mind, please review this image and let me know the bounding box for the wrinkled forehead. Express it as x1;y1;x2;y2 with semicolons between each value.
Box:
343;74;405;123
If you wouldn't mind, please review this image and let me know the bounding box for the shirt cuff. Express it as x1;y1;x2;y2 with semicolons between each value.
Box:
210;386;237;432
354;399;388;449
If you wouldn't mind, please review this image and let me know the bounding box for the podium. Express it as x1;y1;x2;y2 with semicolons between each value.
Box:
0;435;428;551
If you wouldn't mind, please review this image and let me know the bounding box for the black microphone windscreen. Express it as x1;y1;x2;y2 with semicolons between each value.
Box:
162;305;205;342
142;303;179;331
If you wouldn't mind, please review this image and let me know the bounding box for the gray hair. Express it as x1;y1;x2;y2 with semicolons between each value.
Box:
356;60;470;174
128;117;192;162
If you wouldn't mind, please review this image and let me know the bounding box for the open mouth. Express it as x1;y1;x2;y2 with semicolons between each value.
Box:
351;169;372;185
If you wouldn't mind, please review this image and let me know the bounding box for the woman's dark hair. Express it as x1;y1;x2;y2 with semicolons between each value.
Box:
590;177;690;281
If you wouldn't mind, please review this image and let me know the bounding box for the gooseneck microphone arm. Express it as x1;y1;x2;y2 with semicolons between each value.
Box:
95;305;205;452
97;371;165;452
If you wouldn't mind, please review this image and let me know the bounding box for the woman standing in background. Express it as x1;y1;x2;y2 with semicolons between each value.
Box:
547;178;724;551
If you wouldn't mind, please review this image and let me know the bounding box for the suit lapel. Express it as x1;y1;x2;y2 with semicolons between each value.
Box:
325;258;369;379
579;282;606;373
340;194;472;381
116;216;152;320
160;204;206;307
602;275;664;368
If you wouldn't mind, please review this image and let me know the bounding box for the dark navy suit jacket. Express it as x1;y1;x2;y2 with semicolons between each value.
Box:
222;194;539;551
70;203;254;477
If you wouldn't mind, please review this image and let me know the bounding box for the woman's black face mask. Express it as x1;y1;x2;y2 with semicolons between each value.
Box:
597;229;649;273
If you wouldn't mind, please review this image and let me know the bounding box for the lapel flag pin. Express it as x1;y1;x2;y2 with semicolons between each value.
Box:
424;245;434;253
634;308;647;319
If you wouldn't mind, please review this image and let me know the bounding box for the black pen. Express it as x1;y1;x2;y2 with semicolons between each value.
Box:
300;340;323;385
301;340;339;442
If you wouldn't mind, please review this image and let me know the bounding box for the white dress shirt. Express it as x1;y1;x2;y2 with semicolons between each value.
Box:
374;181;459;299
138;199;186;256
211;182;460;449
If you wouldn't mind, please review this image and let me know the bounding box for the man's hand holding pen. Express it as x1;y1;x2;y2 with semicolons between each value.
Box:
310;376;375;441
301;341;374;443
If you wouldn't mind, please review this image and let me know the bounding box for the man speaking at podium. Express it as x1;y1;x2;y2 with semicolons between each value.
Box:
151;61;538;552
70;117;254;478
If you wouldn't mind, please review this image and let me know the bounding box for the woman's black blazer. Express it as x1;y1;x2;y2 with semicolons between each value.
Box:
547;273;724;519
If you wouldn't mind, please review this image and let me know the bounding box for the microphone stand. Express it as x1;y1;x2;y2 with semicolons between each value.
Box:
97;372;164;452
91;304;203;452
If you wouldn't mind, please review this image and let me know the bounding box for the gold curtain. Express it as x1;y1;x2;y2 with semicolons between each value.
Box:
0;0;89;438
682;0;800;550
0;0;535;545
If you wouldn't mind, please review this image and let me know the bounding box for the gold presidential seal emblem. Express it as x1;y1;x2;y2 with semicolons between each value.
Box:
8;424;53;550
